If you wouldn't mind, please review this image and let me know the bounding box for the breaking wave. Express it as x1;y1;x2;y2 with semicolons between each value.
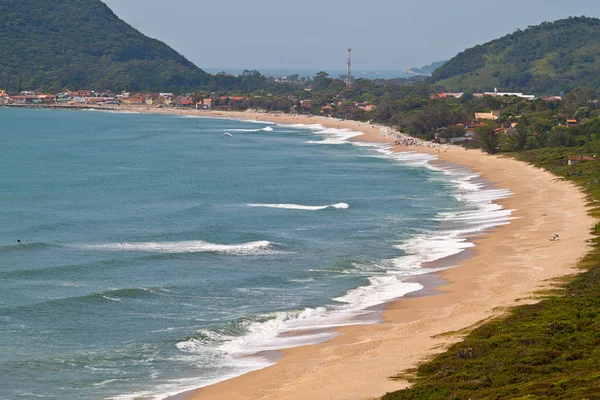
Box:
78;240;279;255
247;202;349;211
228;126;273;132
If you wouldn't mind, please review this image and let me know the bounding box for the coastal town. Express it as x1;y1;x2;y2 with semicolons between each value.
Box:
1;87;586;149
0;87;546;109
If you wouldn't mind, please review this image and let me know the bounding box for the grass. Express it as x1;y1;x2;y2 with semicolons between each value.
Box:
381;146;600;400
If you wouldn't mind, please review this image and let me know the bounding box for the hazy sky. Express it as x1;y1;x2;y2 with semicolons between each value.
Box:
102;0;600;71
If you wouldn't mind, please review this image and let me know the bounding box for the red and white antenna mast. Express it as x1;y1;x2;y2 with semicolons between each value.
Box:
346;48;352;88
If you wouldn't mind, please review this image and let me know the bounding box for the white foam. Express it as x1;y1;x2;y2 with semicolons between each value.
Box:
228;126;273;132
288;123;326;130
334;278;423;309
289;278;315;283
101;295;122;302
111;121;515;400
80;240;279;255
247;202;349;211
84;109;141;115
245;119;276;124
157;128;515;400
306;127;363;144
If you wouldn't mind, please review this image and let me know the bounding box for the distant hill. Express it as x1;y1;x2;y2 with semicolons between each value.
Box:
405;60;447;76
432;17;600;95
0;0;207;93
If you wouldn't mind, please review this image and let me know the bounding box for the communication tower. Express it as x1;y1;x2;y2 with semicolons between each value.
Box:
346;48;352;88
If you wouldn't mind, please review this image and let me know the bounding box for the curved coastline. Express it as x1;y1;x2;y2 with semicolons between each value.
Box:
163;110;594;400
14;105;591;399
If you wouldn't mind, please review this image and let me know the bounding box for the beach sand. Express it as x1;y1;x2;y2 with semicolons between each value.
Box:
63;106;595;400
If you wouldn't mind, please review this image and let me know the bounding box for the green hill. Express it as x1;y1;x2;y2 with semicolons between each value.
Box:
432;16;600;95
0;0;207;93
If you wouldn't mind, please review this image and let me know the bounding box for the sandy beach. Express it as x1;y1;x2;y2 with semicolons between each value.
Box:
13;105;594;400
151;109;591;400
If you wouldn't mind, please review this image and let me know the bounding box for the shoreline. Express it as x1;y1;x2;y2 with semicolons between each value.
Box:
6;105;594;399
181;110;595;400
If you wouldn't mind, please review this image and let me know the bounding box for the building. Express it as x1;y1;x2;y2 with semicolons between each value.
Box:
71;94;86;103
483;89;535;100
567;119;580;128
197;98;213;110
76;90;92;97
300;100;312;111
85;97;108;105
475;110;501;120
357;103;376;111
56;93;72;103
176;97;194;107
128;95;145;105
430;93;464;99
568;155;595;166
466;121;485;129
145;94;160;106
37;94;56;104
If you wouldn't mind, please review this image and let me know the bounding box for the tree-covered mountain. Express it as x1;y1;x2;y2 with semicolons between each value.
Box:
0;0;207;92
432;17;600;95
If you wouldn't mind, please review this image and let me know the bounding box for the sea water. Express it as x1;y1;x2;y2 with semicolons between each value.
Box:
0;108;512;399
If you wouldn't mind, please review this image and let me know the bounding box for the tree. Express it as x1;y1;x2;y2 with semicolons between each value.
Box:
476;124;500;154
563;88;597;115
510;122;529;151
547;126;573;147
441;124;466;139
312;72;332;91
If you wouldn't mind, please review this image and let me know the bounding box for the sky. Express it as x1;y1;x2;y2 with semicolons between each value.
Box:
102;0;600;71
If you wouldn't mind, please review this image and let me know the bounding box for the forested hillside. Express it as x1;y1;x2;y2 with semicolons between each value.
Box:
432;17;600;95
0;0;207;92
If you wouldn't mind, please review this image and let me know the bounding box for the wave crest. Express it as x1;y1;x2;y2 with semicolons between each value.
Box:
228;126;273;132
79;240;278;255
247;202;349;211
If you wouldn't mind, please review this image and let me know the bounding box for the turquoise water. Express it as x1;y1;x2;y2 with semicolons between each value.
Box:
0;108;512;399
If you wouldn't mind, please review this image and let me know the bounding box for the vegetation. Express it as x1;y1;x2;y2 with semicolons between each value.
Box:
0;0;208;93
432;17;600;95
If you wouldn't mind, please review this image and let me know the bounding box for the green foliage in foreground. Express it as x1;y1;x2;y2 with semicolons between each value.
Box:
382;147;600;400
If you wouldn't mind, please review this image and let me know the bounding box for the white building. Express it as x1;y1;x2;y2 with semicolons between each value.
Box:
484;88;535;100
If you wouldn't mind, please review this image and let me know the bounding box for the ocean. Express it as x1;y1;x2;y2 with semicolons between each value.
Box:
0;108;512;399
